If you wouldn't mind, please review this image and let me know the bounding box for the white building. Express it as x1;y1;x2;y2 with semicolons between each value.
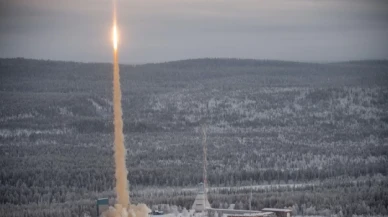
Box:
192;183;211;212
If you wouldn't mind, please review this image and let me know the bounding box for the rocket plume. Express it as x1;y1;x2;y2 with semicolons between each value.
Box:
102;2;151;217
112;3;130;209
104;2;150;217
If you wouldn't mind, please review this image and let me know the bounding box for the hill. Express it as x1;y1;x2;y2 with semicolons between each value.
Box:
0;58;387;217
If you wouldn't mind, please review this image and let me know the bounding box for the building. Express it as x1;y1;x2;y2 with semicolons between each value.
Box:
225;213;275;217
97;198;109;216
208;208;274;217
261;208;292;217
192;183;211;212
190;183;289;217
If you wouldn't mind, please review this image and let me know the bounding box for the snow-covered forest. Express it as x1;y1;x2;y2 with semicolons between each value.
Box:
0;58;387;217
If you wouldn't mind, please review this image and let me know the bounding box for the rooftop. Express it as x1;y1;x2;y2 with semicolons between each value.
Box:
262;208;292;212
209;208;263;213
225;212;274;216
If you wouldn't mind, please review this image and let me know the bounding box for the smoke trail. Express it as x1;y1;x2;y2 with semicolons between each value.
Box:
102;204;151;217
107;50;152;215
113;48;130;209
106;3;151;217
112;4;130;209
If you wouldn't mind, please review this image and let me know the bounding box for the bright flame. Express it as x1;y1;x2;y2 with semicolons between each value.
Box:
113;23;118;50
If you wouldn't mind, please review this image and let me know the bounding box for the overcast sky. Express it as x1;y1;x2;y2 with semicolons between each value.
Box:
0;0;387;63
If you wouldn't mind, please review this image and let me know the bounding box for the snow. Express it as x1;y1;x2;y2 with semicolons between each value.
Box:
0;128;73;138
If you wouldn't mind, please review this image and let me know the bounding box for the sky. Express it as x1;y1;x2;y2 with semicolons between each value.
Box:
0;0;387;64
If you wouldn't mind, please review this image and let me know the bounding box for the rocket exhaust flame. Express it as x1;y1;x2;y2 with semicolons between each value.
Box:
113;24;118;51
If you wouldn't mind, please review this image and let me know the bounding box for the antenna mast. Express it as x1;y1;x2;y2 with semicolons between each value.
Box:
202;125;208;215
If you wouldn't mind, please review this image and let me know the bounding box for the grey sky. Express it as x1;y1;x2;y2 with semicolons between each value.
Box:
0;0;387;63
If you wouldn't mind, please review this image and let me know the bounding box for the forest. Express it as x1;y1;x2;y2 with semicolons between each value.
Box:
0;58;387;217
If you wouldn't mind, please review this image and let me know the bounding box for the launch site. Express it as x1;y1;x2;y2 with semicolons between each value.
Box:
0;0;387;217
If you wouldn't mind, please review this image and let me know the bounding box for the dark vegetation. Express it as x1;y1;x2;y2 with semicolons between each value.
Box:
0;58;387;217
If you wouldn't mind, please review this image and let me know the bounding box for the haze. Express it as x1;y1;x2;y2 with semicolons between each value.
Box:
0;0;387;63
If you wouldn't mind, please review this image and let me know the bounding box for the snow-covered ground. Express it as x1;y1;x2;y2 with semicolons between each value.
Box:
181;183;317;192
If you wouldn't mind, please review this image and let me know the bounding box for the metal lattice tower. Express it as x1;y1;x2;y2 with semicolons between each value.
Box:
202;125;208;215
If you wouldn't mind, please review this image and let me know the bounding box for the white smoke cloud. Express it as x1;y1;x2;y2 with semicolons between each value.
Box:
102;203;151;217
